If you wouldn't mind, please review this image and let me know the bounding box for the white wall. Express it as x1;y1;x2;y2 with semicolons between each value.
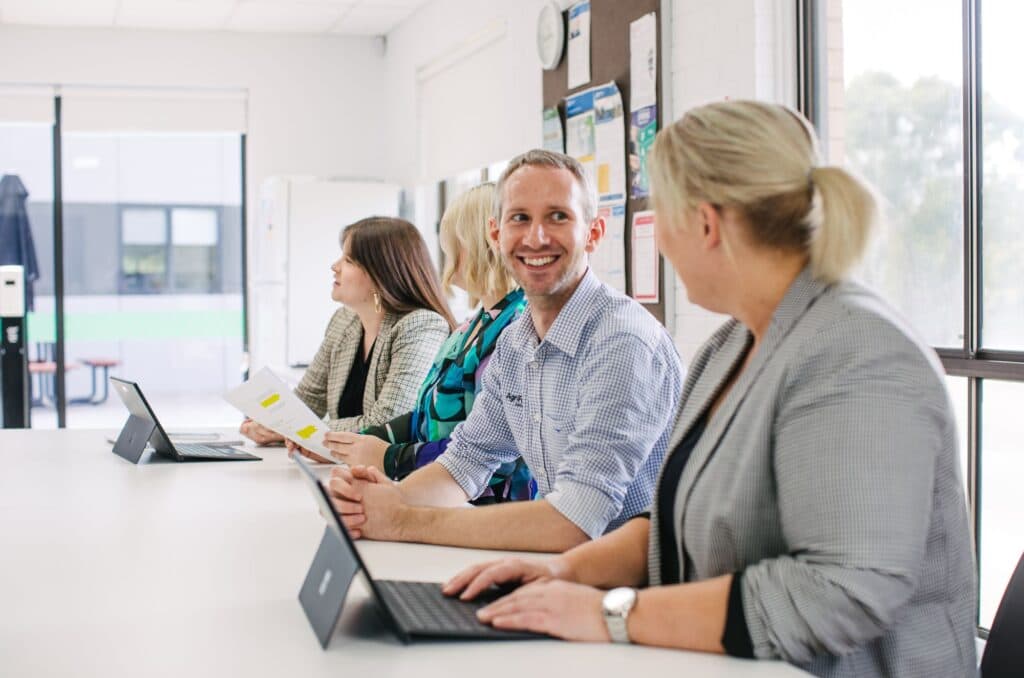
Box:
381;0;546;186
668;0;796;363
0;25;390;185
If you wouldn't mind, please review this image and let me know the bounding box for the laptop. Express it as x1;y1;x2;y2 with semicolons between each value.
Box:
109;377;261;464
292;454;545;647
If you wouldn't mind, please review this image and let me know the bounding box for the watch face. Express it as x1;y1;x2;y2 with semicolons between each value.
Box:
603;587;636;615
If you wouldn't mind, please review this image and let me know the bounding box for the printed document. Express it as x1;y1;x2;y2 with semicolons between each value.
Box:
224;367;335;461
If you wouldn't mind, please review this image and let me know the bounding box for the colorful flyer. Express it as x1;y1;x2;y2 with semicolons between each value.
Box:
542;107;564;153
593;82;626;205
630;104;657;199
565;87;597;191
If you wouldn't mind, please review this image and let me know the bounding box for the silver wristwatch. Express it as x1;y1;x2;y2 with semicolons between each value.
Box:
602;587;638;643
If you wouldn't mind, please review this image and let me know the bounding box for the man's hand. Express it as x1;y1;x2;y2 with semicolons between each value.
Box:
324;431;389;468
328;465;405;540
239;418;285;446
284;438;333;464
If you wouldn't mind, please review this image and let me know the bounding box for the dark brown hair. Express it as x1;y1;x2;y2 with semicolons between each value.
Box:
342;216;456;330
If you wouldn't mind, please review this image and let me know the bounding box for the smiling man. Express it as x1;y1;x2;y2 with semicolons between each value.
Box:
327;149;683;552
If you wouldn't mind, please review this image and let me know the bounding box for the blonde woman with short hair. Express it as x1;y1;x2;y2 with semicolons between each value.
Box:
443;101;976;678
324;183;534;503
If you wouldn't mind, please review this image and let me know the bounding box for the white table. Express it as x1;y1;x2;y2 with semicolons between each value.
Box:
0;429;808;677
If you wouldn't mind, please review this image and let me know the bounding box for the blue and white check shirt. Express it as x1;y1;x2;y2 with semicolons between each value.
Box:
438;269;684;538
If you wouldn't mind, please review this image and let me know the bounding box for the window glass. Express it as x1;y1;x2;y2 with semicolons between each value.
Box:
121;208;167;293
980;1;1024;349
821;0;964;348
979;380;1024;627
171;208;218;246
122;208;166;245
62;132;242;429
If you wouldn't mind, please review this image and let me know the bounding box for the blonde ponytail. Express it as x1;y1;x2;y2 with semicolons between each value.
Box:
649;100;881;284
807;166;879;284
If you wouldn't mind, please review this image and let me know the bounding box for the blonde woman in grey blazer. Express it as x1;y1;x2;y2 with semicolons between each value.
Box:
241;217;453;453
444;101;976;678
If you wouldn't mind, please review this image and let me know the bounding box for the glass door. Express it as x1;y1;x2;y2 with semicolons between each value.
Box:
60;131;245;429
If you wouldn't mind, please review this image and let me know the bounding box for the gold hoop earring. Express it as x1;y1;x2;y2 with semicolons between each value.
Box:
373;291;383;314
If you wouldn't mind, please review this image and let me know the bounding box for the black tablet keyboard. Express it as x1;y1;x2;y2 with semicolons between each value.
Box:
373;579;542;639
377;580;487;633
175;443;257;459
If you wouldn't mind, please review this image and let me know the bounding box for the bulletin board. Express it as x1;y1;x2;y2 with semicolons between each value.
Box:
542;0;665;323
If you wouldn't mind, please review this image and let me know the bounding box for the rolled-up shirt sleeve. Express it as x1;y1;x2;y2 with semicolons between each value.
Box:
546;332;681;538
436;338;520;499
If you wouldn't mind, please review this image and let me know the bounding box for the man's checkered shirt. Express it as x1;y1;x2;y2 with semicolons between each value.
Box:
438;270;684;538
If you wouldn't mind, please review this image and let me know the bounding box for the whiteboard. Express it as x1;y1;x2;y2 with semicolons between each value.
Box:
286;180;400;367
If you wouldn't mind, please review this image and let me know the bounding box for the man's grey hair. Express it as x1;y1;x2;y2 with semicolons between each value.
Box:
492;149;598;224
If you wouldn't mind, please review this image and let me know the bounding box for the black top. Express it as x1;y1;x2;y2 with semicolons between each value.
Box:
337;332;375;419
656;415;707;586
652;414;754;659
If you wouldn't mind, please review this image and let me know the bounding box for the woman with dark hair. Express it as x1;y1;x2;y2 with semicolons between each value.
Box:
241;217;454;456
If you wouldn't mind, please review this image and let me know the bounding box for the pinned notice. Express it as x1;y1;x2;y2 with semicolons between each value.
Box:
630;210;659;303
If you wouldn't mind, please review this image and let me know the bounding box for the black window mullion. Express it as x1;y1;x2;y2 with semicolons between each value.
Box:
963;0;983;628
52;94;66;428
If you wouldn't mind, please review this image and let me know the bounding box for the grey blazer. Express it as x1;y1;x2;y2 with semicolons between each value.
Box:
648;269;976;678
294;307;449;432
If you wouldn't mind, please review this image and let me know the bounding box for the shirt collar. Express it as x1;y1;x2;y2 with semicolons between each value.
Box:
513;268;602;358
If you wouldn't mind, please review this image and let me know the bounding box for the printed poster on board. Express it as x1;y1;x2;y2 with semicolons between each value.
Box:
542;107;565;154
630;105;657;199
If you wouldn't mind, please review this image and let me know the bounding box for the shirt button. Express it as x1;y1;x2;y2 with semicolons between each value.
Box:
533;414;541;423
530;361;538;369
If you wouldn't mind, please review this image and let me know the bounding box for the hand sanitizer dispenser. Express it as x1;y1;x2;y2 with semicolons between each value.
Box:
1;265;29;428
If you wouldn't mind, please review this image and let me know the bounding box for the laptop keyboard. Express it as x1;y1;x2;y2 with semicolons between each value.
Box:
375;580;506;634
175;443;252;459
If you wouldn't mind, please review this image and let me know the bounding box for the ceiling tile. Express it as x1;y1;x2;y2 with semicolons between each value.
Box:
116;0;236;31
225;1;346;33
0;0;118;27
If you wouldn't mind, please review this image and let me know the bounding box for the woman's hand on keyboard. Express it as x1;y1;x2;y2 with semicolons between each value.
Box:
442;556;572;602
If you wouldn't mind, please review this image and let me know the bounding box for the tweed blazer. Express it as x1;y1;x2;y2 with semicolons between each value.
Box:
647;269;976;678
294;307;449;432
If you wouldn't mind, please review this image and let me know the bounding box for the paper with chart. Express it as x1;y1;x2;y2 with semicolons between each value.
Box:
224;367;334;460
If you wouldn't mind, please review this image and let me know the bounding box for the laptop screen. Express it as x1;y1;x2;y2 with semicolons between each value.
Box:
292;455;398;616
